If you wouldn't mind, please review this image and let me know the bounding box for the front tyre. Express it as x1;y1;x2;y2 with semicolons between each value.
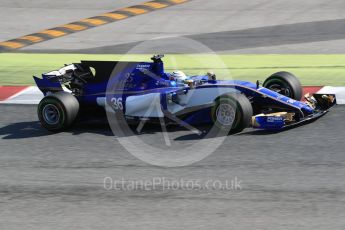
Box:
263;71;303;101
38;92;79;131
212;94;253;133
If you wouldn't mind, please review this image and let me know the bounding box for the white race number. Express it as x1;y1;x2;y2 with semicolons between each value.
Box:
111;97;123;111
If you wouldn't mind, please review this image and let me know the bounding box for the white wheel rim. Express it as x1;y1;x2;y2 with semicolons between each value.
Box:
42;104;60;125
216;103;236;126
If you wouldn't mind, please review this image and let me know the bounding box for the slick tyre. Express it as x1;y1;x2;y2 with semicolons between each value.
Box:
263;71;303;101
212;94;253;134
38;92;79;131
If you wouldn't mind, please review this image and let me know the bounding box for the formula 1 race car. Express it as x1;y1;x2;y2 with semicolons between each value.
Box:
34;54;336;133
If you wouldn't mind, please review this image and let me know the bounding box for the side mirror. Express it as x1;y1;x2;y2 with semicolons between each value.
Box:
256;80;260;89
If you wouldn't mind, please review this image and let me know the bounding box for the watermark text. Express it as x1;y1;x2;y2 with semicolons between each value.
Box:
103;177;242;191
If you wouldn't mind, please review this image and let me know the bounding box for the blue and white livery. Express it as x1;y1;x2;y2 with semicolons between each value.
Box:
33;55;336;132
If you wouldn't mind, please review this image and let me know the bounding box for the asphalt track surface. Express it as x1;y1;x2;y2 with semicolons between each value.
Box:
1;0;345;53
1;104;345;229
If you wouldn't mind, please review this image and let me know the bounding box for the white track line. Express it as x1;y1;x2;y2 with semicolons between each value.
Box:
0;86;43;104
0;86;29;101
318;86;345;104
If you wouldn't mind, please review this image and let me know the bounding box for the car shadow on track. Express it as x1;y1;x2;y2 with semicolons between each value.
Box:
235;129;283;136
236;117;320;136
0;120;285;140
0;121;115;139
0;121;53;139
0;120;208;140
174;128;282;140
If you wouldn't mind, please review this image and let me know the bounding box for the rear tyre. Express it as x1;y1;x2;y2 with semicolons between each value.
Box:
212;94;253;133
38;92;79;131
263;71;303;101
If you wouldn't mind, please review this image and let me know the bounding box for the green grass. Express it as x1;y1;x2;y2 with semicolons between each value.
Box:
1;53;345;86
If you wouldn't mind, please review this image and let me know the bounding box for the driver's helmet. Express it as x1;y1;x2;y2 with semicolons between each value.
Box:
171;71;187;82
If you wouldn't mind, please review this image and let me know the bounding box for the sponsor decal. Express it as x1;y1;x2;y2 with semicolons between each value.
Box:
267;116;283;123
287;99;296;104
136;64;151;70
